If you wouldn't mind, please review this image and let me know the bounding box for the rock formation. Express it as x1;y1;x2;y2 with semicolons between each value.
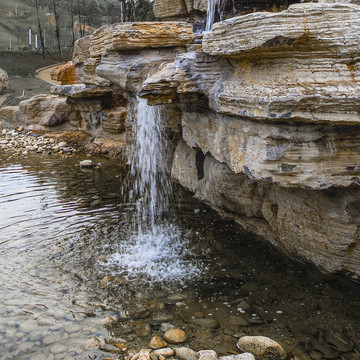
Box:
1;1;360;280
0;69;9;94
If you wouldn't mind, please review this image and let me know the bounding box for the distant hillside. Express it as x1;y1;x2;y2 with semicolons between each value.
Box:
0;0;75;53
0;0;155;54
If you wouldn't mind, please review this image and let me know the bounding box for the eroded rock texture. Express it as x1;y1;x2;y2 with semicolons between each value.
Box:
172;140;360;280
143;2;360;278
0;69;9;94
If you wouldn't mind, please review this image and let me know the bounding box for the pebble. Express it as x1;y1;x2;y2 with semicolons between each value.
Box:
19;319;39;333
160;323;174;332
163;329;187;344
80;159;94;168
64;323;82;333
132;349;151;360
220;354;255;360
135;322;152;337
149;336;168;349
198;350;217;360
237;336;286;360
50;343;67;354
175;347;199;360
152;348;175;357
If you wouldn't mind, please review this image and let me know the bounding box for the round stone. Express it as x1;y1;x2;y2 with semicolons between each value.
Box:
149;336;168;349
163;329;187;344
80;159;94;168
153;348;175;357
175;347;199;360
237;336;286;360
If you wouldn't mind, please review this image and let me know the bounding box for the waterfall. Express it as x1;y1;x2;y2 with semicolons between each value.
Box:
102;97;201;283
205;0;226;32
129;97;172;232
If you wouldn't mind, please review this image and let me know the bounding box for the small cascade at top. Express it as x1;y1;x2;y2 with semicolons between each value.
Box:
205;0;226;32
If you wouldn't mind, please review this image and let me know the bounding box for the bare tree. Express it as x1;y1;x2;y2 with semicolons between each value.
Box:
33;0;46;58
50;0;62;56
65;0;76;48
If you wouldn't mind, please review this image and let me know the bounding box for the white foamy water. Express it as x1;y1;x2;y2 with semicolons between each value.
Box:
205;0;226;32
104;224;201;282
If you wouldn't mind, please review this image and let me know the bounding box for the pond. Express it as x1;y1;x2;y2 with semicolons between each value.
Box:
1;148;360;360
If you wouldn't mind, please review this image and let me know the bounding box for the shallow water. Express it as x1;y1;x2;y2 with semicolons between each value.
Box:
1;150;360;360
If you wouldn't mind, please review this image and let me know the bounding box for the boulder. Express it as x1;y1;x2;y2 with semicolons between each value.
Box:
50;62;78;85
201;3;360;124
0;68;9;94
171;140;360;281
73;36;92;66
18;94;79;128
237;336;286;360
89;22;195;57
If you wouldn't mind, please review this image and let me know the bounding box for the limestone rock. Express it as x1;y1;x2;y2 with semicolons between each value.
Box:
18;94;79;128
193;0;207;12
89;22;195;57
171;140;360;281
51;84;112;98
84;136;126;159
73;36;92;66
50;62;78;85
0;68;9;94
181;110;360;189
201;3;360;124
82;57;112;87
163;329;187;344
153;0;189;19
102;107;127;134
203;3;360;56
140;51;230;105
96;48;185;92
237;336;286;360
0;106;24;127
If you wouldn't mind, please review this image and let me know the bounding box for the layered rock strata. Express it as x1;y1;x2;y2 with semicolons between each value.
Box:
143;2;360;279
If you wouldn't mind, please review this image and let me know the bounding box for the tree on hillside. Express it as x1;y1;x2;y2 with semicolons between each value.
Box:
49;0;62;56
33;0;46;58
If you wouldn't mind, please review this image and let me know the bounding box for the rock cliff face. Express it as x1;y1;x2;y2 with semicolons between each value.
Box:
145;2;360;280
1;2;360;280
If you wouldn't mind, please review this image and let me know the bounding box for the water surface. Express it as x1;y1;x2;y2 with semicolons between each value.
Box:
0;150;359;360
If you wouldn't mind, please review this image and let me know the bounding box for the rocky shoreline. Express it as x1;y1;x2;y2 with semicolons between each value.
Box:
0;127;79;157
87;330;288;360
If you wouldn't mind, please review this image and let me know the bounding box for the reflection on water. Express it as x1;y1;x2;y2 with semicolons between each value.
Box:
0;150;360;360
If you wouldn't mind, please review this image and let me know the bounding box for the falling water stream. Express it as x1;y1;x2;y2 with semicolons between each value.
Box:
103;97;201;282
205;0;226;32
1;101;360;359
